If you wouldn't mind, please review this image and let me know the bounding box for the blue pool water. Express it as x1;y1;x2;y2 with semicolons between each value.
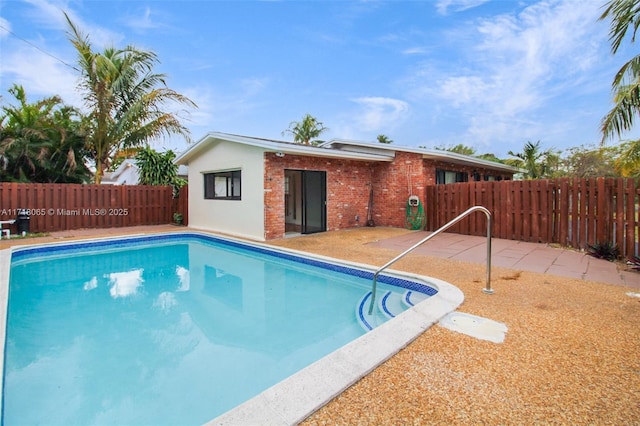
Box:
3;233;436;425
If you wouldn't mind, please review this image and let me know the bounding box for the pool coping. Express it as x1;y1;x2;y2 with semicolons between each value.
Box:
0;231;464;425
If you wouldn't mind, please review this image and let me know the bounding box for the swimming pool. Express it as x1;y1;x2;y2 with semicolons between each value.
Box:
1;232;464;425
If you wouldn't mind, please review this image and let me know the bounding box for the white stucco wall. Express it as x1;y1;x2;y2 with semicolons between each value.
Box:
187;141;266;240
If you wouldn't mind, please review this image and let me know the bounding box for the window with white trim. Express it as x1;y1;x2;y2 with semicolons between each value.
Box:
204;170;241;200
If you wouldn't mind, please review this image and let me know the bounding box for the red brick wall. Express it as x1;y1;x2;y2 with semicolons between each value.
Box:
263;151;513;239
264;153;374;239
264;154;286;240
371;151;428;228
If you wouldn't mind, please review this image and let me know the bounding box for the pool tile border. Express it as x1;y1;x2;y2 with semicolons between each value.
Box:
10;232;440;296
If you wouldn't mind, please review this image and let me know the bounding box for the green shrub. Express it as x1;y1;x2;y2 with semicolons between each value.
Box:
587;242;620;261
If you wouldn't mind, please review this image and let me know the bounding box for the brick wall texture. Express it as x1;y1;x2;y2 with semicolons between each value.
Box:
263;151;511;240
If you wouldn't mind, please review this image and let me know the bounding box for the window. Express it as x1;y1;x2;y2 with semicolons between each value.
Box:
204;170;241;200
436;169;468;184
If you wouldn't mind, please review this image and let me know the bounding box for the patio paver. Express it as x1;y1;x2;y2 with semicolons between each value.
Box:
371;230;640;289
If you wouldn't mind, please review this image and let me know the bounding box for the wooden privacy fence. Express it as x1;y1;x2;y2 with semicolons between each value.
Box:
0;183;189;233
425;177;640;259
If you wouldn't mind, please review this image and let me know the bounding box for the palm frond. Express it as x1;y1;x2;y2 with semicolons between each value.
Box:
601;82;640;141
600;0;640;54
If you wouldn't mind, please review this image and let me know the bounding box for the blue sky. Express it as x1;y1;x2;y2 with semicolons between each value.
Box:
0;0;632;158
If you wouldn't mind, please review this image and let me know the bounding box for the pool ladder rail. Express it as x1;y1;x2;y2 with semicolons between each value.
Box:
368;206;493;316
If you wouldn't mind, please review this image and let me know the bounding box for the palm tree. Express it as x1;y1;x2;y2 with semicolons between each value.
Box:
46;105;93;183
377;134;393;144
65;13;196;183
0;84;90;183
507;140;556;179
599;0;640;174
436;143;476;156
282;114;327;145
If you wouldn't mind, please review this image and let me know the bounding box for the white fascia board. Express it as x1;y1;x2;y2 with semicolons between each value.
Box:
174;132;218;165
420;151;521;173
175;132;392;164
323;139;520;173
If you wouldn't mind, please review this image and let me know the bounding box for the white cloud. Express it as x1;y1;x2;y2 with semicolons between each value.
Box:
0;0;124;106
106;269;144;299
404;0;609;149
402;47;428;55
0;16;11;37
24;0;123;47
435;0;490;15
174;76;270;142
124;7;160;31
0;44;80;105
350;96;410;132
121;6;175;34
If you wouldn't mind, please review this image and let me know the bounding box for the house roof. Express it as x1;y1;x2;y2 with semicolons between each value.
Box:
110;159;137;180
321;139;520;173
109;158;189;180
175;131;519;174
174;132;393;164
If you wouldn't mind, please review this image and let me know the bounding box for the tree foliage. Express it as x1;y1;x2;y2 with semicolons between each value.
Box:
561;144;620;177
615;140;640;176
65;13;196;183
283;114;327;145
599;0;640;175
435;143;476;156
0;84;91;183
134;146;185;196
506;140;558;180
377;134;393;144
476;152;506;163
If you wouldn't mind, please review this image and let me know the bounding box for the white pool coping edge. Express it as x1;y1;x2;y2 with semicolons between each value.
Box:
1;231;464;425
0;247;10;418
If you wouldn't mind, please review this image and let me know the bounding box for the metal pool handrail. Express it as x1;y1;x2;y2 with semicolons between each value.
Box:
368;205;493;315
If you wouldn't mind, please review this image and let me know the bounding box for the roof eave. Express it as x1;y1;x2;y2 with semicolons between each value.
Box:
420;153;520;173
175;132;393;164
323;139;519;174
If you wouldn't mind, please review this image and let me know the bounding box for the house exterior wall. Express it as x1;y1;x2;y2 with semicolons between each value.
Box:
182;137;515;240
264;153;374;240
424;160;513;183
370;151;428;228
262;151;513;239
187;141;265;240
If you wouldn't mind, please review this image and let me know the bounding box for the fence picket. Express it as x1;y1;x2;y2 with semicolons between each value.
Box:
0;183;187;233
424;178;639;258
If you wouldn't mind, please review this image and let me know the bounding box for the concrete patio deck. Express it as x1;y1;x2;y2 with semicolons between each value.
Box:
371;230;640;289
